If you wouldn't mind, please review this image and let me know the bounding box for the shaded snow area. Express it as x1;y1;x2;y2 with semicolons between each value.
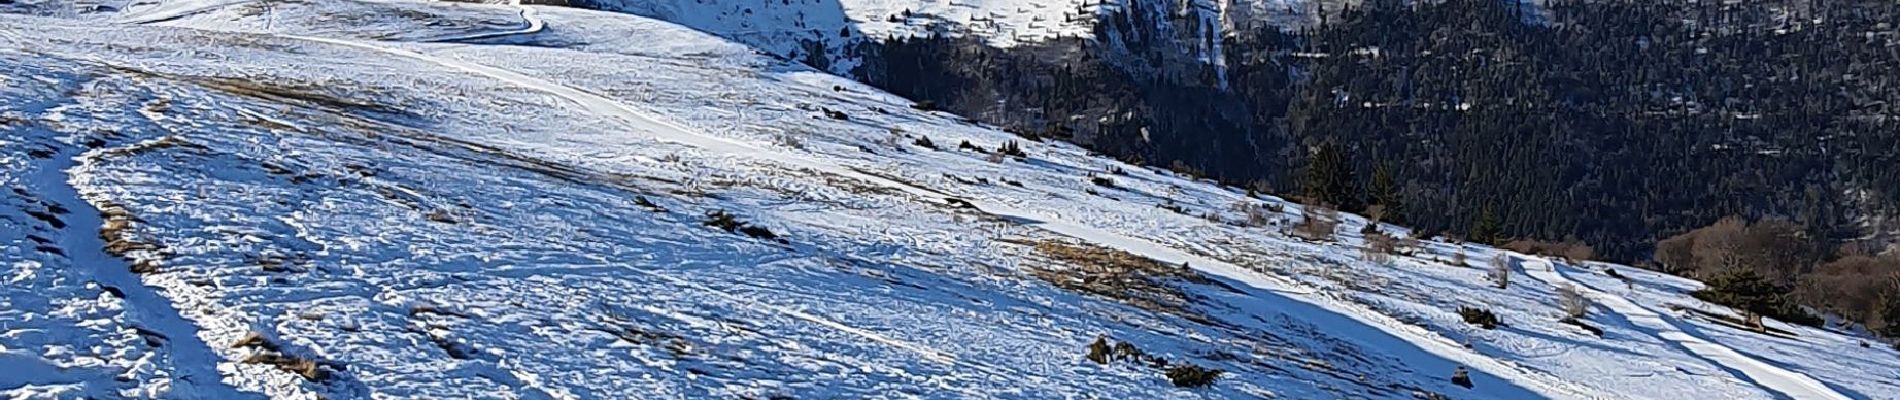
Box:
2;1;1898;399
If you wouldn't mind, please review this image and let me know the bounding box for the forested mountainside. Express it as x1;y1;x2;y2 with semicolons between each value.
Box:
850;0;1900;264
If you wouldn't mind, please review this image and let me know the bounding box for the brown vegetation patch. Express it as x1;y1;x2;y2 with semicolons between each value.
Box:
96;200;165;274
1291;206;1339;242
1027;240;1206;315
1501;239;1596;262
232;331;335;382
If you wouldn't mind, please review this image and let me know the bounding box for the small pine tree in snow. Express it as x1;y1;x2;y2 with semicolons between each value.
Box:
1692;268;1789;332
997;140;1026;158
1085;336;1112;364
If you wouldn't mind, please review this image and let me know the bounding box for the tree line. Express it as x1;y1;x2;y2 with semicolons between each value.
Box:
845;0;1898;334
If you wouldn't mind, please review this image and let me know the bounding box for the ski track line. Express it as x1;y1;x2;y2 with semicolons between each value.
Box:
1521;258;1852;400
431;0;545;43
271;21;1602;398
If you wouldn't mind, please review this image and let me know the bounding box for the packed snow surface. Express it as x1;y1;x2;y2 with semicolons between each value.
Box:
1;0;1897;399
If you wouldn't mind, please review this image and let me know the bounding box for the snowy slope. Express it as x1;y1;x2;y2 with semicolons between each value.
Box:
2;1;1897;399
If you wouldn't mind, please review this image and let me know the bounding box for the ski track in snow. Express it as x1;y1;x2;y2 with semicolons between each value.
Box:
1519;258;1854;400
430;0;544;43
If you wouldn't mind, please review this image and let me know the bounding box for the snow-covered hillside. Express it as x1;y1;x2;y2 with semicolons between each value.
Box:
1;0;1896;399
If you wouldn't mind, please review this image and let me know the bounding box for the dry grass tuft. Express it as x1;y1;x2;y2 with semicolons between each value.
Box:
1290;206;1338;242
232;331;332;382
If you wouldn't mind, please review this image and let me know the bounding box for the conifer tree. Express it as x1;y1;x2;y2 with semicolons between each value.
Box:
1468;205;1502;245
1301;142;1361;211
1369;164;1405;224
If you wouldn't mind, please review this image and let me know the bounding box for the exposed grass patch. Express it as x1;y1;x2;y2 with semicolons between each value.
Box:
96;200;163;274
1027;240;1207;315
192;76;411;118
231;331;334;382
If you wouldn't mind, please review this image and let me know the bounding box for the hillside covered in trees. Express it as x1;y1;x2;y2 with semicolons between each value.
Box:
851;0;1900;264
836;0;1900;334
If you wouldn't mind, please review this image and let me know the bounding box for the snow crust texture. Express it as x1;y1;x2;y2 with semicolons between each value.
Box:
1;1;1896;399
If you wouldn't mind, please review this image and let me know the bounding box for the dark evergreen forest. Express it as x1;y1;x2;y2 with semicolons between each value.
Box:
850;0;1900;265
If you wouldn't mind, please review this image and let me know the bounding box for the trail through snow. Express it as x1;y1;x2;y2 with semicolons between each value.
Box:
36;134;260;399
430;0;544;42
1519;258;1854;400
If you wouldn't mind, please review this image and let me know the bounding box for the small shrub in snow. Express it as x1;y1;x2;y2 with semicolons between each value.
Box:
1364;231;1398;263
633;195;666;212
1168;160;1205;179
997;140;1026;158
1165;364;1225;388
912;135;938;150
1490;255;1512;289
703;211;784;243
426;208;456;224
1231;201;1278;227
1291;206;1338;242
1451;366;1473;388
1458;306;1501;330
1086;336;1112;364
1558;283;1589;319
773;131;805;150
1112;341;1146;362
1083;335;1223;389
